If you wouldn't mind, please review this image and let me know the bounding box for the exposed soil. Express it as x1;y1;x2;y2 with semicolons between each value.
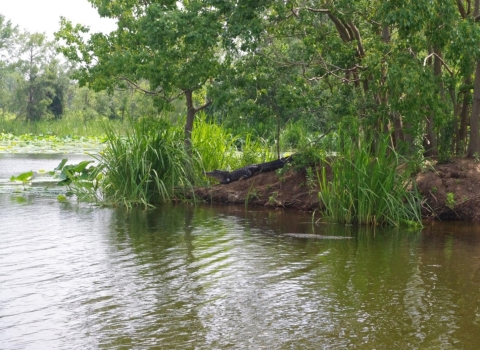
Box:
195;158;480;221
416;158;480;221
195;167;322;211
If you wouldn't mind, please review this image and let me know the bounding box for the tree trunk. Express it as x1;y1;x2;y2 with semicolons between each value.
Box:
184;90;195;153
457;83;470;154
468;61;480;157
467;0;480;157
424;47;442;157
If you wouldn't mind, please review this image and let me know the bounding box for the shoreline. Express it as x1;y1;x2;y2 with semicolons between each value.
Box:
195;158;480;222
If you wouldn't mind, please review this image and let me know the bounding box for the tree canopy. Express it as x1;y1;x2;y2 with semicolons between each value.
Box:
46;0;480;159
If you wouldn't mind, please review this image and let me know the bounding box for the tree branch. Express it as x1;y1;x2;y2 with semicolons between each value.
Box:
119;76;162;95
306;7;351;42
457;0;467;18
347;21;365;57
327;13;352;42
305;7;329;13
194;99;212;113
423;53;454;76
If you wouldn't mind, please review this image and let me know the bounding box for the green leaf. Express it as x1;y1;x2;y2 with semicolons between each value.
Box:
55;158;68;171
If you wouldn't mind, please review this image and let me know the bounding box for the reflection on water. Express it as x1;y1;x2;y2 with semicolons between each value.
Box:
1;197;480;349
0;153;93;179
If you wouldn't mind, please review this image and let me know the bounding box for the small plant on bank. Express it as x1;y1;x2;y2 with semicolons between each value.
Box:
474;152;480;163
269;191;279;205
276;165;289;182
306;167;317;194
291;146;325;171
245;183;259;209
446;192;456;209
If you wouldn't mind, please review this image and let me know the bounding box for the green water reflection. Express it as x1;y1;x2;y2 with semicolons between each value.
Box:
100;205;480;348
1;199;479;349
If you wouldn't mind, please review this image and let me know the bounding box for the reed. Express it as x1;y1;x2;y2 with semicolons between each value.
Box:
319;132;422;226
95;118;200;207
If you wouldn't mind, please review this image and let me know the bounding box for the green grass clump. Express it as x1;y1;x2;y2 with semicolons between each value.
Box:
319;133;422;227
95;118;201;207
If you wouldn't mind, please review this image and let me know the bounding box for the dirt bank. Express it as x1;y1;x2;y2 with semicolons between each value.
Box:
195;158;480;221
416;158;480;221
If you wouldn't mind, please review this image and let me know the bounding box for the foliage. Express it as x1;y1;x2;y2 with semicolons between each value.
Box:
192;113;276;176
291;142;330;171
446;192;456;210
55;158;104;202
319;131;422;227
10;170;33;188
55;0;230;147
0;15;19;116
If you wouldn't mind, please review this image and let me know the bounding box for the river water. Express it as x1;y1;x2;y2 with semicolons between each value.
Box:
1;155;480;349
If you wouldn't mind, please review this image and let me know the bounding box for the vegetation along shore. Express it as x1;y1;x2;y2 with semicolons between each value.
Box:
4;1;480;225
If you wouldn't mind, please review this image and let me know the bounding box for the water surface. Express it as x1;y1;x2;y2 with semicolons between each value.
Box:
1;155;480;349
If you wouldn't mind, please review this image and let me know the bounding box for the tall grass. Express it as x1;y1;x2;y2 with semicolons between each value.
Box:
95;118;201;207
319;132;422;226
192;113;240;172
192;113;276;174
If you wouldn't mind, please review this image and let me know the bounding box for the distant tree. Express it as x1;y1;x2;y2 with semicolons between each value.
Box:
0;14;19;117
13;33;55;121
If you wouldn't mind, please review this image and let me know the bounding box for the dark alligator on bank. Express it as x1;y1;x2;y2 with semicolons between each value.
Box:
205;156;293;184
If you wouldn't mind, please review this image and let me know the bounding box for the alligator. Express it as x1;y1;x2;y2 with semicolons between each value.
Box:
205;155;294;184
257;156;293;173
205;164;261;184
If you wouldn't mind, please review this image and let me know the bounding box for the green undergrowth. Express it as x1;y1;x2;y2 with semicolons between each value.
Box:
318;133;422;227
192;113;276;174
0;111;129;138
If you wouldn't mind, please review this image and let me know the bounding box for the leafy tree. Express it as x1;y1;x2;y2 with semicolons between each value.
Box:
0;14;18;118
56;0;230;150
12;33;61;121
210;37;327;153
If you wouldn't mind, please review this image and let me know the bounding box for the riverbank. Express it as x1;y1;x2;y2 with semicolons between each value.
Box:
195;158;480;221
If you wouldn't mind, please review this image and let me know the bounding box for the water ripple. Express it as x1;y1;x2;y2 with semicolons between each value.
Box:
1;197;480;349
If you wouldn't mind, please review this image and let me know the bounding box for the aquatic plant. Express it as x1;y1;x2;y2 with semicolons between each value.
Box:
10;171;34;189
95;118;201;207
0;111;126;138
0;132;104;154
55;158;104;202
